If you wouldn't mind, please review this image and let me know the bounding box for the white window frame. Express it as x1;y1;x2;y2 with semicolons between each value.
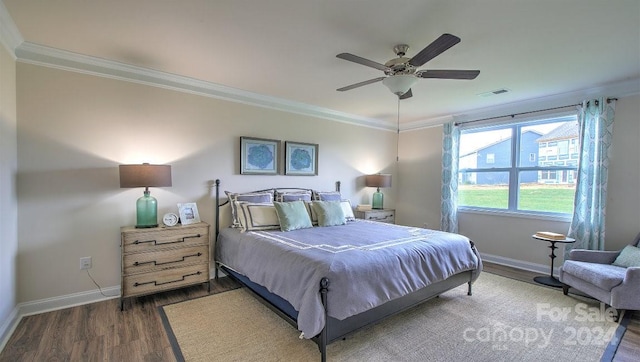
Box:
457;113;578;217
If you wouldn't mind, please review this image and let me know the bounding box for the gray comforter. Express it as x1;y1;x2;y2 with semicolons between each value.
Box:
216;220;481;339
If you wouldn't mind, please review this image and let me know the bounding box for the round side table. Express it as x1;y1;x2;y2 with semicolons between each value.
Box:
532;235;575;287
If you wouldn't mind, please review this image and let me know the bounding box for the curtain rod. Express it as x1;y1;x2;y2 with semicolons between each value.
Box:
454;97;617;126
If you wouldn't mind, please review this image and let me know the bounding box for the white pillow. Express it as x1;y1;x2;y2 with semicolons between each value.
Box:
235;202;280;232
340;200;356;221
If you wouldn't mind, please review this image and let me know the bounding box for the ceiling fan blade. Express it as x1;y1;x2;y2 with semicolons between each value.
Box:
408;33;461;67
336;53;389;71
337;77;386;92
416;69;480;79
399;88;413;99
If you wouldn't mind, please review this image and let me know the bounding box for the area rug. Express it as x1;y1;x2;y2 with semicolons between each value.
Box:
159;273;626;361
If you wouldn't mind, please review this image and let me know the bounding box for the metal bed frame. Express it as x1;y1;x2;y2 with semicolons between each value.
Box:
212;179;475;362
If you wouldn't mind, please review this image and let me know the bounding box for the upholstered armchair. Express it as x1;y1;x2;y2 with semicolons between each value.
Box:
559;232;640;317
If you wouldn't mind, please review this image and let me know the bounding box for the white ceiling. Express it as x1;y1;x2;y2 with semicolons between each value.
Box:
3;0;640;128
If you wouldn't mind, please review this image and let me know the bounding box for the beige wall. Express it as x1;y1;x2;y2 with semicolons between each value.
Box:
16;63;397;302
0;43;18;330
397;95;640;268
396;126;442;229
11;60;640;305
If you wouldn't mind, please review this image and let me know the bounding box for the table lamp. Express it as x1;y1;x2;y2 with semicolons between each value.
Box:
365;174;391;209
119;163;172;228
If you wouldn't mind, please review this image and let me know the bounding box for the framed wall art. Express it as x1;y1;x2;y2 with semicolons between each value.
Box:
177;202;201;225
285;141;318;176
240;137;280;175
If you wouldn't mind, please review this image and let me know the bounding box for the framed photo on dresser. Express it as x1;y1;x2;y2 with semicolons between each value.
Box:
178;203;200;225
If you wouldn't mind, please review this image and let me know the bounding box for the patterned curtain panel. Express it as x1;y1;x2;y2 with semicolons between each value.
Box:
441;122;460;233
566;97;616;255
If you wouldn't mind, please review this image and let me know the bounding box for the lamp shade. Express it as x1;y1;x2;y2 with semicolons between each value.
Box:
119;163;172;188
382;75;418;96
365;174;392;188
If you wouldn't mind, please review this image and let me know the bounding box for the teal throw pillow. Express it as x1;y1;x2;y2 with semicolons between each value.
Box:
612;245;640;268
312;201;346;227
273;201;313;232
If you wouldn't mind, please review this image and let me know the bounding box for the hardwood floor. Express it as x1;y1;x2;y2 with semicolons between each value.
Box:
1;263;637;361
0;277;241;362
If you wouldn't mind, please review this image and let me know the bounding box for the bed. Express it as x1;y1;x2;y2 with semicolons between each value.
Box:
213;180;482;361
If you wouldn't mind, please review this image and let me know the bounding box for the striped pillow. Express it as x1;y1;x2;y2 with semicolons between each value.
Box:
226;190;274;228
312;190;342;201
275;190;312;202
235;202;280;232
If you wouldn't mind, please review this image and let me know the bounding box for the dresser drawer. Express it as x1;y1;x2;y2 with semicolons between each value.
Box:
356;209;395;223
123;263;209;297
365;212;394;222
122;225;209;253
123;244;209;275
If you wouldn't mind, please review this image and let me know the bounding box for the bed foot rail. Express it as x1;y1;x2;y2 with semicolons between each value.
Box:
319;277;330;362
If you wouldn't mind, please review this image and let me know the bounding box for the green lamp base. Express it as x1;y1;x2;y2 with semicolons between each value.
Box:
372;189;384;209
135;190;158;228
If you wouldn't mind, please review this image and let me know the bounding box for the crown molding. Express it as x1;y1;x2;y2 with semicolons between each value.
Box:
14;41;396;132
5;0;637;135
0;1;23;59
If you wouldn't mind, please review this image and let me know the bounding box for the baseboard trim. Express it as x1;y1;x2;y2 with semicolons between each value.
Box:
0;307;19;353
0;285;120;354
18;286;121;318
480;252;557;276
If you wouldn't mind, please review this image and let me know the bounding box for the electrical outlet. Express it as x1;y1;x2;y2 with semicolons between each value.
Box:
80;256;92;270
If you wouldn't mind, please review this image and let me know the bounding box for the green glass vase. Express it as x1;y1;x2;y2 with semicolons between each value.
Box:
372;188;384;209
136;190;158;228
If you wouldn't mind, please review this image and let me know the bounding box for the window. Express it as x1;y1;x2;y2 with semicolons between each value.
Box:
486;153;495;164
458;115;579;215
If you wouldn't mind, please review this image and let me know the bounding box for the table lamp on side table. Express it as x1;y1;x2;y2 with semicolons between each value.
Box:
365;174;392;210
119;163;172;228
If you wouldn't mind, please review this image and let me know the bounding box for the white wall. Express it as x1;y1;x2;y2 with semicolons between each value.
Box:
15;63;398;303
0;40;18;343
397;95;640;269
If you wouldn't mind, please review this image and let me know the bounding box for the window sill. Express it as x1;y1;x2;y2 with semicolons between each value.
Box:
458;207;572;223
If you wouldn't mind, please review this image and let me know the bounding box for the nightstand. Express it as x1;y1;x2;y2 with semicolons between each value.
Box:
120;222;210;310
355;209;395;224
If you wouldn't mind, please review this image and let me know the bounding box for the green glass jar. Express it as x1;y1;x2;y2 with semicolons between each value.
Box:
136;190;158;228
372;189;384;209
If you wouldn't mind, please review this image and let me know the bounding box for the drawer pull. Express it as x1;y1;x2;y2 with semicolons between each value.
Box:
133;271;202;287
133;234;201;246
369;216;390;220
133;252;203;267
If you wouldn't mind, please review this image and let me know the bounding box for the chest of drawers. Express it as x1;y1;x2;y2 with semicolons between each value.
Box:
120;222;210;310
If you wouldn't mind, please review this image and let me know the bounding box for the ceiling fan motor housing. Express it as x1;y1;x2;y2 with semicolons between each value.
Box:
335;34;479;98
384;57;415;76
385;44;415;75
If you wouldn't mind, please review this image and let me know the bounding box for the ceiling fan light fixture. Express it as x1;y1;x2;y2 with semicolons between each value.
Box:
382;75;417;96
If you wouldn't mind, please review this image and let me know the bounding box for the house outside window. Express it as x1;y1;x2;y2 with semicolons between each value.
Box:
458;115;579;215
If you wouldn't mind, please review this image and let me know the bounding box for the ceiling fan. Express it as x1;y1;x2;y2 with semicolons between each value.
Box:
336;33;480;99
